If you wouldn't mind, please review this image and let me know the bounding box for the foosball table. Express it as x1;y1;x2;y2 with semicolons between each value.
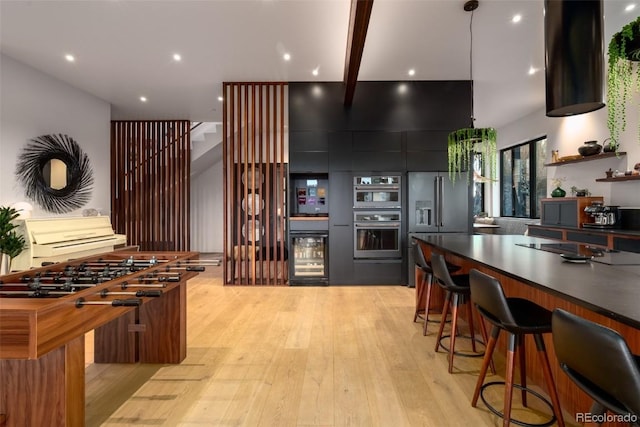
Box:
0;251;209;427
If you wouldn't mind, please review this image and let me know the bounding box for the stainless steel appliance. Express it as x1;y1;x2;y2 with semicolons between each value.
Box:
583;202;621;228
408;172;469;233
353;175;401;209
354;211;402;259
290;232;328;285
407;172;469;287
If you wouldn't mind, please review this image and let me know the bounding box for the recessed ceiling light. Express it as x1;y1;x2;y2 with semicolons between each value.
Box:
283;53;291;61
140;96;147;102
312;67;319;76
173;53;182;62
625;3;636;12
65;54;75;62
512;14;522;23
528;66;537;75
408;69;416;76
218;96;224;102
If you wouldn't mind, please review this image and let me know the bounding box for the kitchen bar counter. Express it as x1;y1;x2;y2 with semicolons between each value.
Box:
415;234;640;328
415;234;640;424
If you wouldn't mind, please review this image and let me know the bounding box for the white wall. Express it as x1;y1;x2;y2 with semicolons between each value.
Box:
490;96;640;215
0;54;111;216
190;160;223;252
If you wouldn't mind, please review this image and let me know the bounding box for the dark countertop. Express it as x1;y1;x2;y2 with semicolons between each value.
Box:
414;234;640;329
528;223;640;237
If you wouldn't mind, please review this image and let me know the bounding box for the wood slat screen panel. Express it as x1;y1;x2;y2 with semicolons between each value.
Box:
223;82;288;285
111;120;191;251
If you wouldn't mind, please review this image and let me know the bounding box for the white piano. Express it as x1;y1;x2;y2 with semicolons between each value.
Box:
11;216;127;271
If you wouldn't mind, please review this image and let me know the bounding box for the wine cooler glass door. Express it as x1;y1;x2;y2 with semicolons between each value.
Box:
291;233;328;285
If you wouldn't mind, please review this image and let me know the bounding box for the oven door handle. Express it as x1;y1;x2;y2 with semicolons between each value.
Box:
354;185;400;191
354;222;401;228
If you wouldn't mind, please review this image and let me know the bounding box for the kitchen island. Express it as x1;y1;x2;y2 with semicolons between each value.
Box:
415;234;640;425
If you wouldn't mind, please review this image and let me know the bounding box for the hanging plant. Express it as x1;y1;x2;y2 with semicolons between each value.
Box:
448;127;497;184
606;15;640;149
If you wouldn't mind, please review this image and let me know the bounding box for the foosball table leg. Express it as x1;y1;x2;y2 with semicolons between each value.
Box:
0;335;85;427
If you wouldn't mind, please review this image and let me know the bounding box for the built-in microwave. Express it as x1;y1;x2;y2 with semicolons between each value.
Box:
353;175;401;209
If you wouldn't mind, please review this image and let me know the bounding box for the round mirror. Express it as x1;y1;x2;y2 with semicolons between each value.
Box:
16;134;94;213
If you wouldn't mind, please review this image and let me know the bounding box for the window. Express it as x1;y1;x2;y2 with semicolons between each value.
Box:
472;153;484;216
500;136;547;218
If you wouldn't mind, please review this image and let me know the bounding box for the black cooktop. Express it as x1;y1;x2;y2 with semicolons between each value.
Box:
516;243;640;265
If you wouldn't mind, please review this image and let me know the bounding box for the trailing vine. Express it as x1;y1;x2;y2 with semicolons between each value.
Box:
447;127;497;184
607;16;640;148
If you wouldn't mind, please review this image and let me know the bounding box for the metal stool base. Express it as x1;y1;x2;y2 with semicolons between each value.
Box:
479;381;557;427
437;334;486;358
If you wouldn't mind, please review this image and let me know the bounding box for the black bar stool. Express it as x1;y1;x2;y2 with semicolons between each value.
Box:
412;244;461;335
469;269;564;427
552;309;640;424
431;253;486;373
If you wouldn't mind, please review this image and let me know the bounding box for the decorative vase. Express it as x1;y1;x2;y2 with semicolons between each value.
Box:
577;141;602;156
0;253;9;276
551;187;566;198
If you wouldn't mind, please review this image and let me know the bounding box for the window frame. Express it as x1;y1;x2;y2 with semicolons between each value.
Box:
500;136;547;219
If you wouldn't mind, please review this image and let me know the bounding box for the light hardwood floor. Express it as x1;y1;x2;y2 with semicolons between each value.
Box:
85;265;577;426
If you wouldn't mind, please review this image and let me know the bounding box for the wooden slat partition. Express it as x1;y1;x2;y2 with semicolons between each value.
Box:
223;83;288;285
111;120;191;251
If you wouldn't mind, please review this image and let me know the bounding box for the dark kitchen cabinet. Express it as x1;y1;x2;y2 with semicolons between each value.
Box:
289;131;329;173
353;260;403;285
351;131;404;171
541;200;577;227
328;132;352;171
527;225;564;240
565;231;609;247
405;130;450;171
329;172;355;284
613;237;640;253
540;197;604;229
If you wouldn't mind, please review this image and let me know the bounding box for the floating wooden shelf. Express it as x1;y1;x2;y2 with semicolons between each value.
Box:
595;175;640;182
544;151;626;166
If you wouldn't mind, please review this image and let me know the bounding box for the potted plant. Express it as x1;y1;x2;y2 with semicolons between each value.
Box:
0;206;26;275
447;127;497;184
606;15;640;149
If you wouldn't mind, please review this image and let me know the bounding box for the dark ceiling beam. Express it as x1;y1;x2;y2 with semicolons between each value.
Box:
343;0;374;106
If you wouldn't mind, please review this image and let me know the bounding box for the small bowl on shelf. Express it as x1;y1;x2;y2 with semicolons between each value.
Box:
578;141;602;156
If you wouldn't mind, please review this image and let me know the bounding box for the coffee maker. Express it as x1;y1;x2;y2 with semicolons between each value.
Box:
584;201;621;228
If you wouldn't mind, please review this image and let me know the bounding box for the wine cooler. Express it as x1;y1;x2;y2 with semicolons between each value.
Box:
290;232;328;285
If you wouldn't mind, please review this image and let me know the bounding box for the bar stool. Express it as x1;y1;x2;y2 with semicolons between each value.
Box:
412;244;460;335
552;309;640;422
431;253;486;373
469;269;564;427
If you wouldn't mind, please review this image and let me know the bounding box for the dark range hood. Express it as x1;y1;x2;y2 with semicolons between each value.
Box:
544;0;605;117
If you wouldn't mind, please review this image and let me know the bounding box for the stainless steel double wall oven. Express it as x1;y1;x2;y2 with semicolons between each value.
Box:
352;175;402;259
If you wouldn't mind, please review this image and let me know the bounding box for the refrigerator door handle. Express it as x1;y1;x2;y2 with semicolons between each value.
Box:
436;176;443;227
434;177;439;226
439;176;444;227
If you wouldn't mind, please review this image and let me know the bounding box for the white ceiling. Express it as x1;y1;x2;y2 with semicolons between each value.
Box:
1;0;637;128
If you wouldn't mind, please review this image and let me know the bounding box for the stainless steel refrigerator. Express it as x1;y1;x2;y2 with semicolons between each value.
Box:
406;171;470;286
